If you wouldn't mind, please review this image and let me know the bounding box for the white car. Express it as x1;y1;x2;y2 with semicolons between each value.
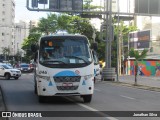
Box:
0;64;21;80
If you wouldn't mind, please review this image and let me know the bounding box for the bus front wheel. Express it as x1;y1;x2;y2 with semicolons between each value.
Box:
38;96;45;103
82;95;92;103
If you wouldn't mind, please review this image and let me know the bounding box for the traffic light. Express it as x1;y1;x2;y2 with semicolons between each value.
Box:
32;0;38;7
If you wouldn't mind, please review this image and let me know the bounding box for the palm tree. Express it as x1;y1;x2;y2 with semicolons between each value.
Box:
129;48;148;85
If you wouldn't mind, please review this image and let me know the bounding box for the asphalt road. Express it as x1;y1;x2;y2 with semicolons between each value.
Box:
0;74;160;120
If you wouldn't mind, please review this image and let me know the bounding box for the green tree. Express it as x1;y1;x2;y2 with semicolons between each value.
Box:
98;21;137;67
2;47;10;61
83;0;103;10
70;16;94;41
22;13;95;60
21;28;41;61
37;13;58;35
129;48;148;85
112;21;137;68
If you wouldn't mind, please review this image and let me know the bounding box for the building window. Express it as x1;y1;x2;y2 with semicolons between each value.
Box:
2;4;5;6
2;33;5;36
2;11;5;15
2;18;5;22
12;2;15;7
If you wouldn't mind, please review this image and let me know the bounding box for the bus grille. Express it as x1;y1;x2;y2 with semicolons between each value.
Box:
54;76;81;82
57;86;79;90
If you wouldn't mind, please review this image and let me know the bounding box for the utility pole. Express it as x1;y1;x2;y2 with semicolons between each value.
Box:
102;0;116;81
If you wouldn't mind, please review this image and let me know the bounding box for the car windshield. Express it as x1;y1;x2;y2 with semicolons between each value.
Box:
2;65;13;69
39;36;92;65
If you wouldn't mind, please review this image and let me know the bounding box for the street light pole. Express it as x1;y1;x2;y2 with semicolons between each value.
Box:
116;0;120;82
102;0;116;81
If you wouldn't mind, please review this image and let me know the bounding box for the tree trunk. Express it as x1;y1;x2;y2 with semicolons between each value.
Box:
134;64;138;85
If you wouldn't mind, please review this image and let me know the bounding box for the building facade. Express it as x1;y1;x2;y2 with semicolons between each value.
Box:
0;0;30;62
14;21;29;57
0;0;15;59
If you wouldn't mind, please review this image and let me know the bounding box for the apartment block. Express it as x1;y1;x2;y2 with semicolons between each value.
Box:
0;0;15;58
14;21;29;57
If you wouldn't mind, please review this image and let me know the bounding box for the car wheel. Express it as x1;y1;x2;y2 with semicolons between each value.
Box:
14;77;19;80
5;73;10;80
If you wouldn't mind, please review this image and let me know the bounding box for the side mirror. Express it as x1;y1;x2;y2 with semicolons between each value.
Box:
100;64;102;68
31;44;38;52
91;42;98;51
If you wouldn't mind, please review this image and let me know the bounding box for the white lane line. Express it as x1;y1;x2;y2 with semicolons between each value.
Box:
120;95;135;100
22;74;33;75
65;97;119;120
94;88;101;92
77;103;118;120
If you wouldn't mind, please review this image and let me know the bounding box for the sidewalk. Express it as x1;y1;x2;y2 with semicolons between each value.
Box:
96;75;160;91
118;75;160;88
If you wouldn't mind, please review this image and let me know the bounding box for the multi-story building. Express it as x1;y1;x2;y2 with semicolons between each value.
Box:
14;21;29;57
0;0;15;60
0;0;30;61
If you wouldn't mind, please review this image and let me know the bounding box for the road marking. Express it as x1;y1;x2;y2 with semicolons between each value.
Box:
22;73;33;75
120;95;135;100
94;88;101;92
65;97;119;120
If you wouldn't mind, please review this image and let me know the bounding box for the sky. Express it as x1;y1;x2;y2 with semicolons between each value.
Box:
15;0;102;22
14;0;102;30
15;0;48;22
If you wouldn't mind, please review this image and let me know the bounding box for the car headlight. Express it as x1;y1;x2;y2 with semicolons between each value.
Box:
84;74;94;80
38;75;50;81
11;70;16;73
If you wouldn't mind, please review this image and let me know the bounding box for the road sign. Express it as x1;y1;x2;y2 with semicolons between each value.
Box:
32;0;38;7
49;0;58;10
30;0;83;11
129;30;151;49
59;0;72;10
135;0;160;14
39;0;48;4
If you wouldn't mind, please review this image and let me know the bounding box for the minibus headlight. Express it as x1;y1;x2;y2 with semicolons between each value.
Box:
38;75;50;81
84;74;94;80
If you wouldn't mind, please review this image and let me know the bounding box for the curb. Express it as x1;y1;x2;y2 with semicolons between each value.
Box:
0;85;7;120
103;81;160;92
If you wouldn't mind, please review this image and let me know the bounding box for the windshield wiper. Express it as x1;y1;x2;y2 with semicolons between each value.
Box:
64;56;89;63
43;60;66;64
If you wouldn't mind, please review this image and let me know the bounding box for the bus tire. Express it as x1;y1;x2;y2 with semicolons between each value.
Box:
38;96;45;103
83;95;92;103
34;85;37;94
14;77;19;80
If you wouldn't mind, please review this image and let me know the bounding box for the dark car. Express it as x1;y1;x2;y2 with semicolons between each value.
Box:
19;64;32;73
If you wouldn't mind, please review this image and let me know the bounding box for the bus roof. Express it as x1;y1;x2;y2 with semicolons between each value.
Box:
41;34;87;38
